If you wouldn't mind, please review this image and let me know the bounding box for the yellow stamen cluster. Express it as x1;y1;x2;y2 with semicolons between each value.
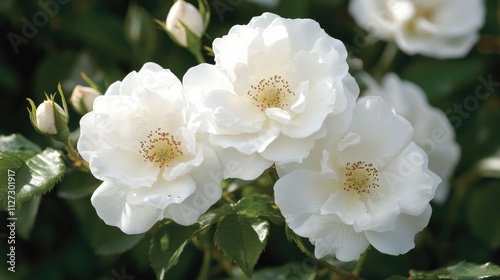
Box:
247;75;294;111
343;161;379;194
140;128;183;168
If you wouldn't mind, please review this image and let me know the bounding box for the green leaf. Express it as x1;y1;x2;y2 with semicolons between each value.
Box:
149;222;202;280
16;196;41;239
444;262;500;279
198;202;234;228
466;182;500;249
15;148;66;205
410;261;500;280
0;134;41;153
0;150;36;208
91;220;145;255
0;134;66;207
214;214;270;278
199;194;284;229
237;194;285;226
237;194;275;216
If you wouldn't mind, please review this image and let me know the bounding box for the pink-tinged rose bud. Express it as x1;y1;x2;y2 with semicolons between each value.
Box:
70;85;101;115
166;0;205;47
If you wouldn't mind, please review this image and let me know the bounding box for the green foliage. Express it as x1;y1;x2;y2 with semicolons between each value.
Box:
147;193;279;279
410;261;500;280
0;134;66;208
149;222;202;279
0;134;41;152
14;148;66;204
214;214;270;278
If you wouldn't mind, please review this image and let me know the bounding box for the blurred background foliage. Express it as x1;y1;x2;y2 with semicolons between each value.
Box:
1;0;500;279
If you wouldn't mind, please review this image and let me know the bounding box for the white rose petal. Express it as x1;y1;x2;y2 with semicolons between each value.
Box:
90;181;164;235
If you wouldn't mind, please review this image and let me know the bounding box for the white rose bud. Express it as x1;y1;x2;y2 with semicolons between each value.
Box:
28;84;71;142
36;100;68;135
70;85;101;115
165;0;205;47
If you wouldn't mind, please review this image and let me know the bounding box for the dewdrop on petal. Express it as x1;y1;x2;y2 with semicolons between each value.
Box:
166;0;206;47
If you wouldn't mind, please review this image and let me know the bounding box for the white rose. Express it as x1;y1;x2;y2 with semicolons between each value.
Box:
275;97;440;261
348;0;485;58
77;62;223;234
363;73;460;203
183;12;359;180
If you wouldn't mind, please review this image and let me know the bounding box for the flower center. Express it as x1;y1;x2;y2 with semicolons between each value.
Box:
343;161;379;194
140;128;183;168
248;75;294;111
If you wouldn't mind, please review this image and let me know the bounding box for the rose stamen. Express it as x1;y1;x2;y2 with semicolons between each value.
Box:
343;161;380;194
247;75;294;111
140;128;183;168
